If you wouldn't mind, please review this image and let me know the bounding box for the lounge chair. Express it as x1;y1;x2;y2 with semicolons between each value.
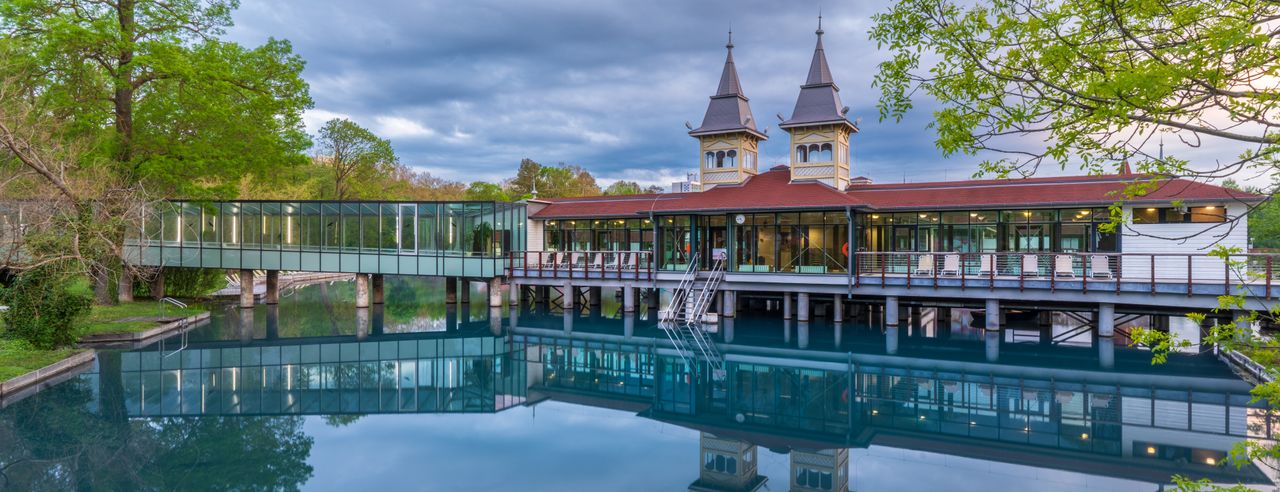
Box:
915;254;935;275
1022;254;1041;277
1090;255;1114;279
622;252;638;272
1054;255;1077;279
604;252;623;270
588;252;604;271
978;254;995;277
540;252;561;269
941;254;961;276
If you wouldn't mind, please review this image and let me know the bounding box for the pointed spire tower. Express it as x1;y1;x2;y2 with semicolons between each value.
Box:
689;31;766;189
781;15;858;189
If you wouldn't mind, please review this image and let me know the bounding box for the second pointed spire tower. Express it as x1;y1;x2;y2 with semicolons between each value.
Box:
689;32;766;189
780;17;858;189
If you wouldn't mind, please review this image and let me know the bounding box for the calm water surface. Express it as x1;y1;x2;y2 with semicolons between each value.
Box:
0;277;1273;491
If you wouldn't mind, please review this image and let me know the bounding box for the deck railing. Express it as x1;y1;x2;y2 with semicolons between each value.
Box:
507;250;654;280
853;251;1280;298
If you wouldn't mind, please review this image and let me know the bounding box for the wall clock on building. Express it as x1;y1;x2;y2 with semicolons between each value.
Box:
734;214;745;225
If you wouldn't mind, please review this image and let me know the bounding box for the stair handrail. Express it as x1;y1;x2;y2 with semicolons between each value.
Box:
665;252;700;321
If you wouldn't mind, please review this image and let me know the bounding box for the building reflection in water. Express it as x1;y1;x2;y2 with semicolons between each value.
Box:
80;306;1275;489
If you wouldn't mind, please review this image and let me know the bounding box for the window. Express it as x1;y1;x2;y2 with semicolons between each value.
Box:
705;152;714;169
715;151;726;168
796;145;808;163
820;143;833;161
726;149;737;167
1133;206;1227;224
745;151;756;170
808;144;821;161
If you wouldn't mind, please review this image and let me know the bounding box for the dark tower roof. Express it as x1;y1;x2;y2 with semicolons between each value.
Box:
781;18;855;131
689;32;766;139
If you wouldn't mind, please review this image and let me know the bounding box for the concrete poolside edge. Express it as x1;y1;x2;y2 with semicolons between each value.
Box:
0;350;96;406
79;311;212;345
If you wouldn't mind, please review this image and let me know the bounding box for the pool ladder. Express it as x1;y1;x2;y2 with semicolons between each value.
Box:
659;254;726;380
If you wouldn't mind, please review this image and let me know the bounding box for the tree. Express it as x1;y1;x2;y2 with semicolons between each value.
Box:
603;180;642;196
316;118;398;200
1;0;313;197
464;181;511;201
870;0;1278;219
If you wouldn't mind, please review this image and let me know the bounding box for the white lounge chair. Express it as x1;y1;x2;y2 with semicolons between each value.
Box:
1054;255;1077;279
568;252;585;269
941;254;961;276
1022;254;1041;277
588;252;604;271
604;252;622;270
622;251;638;271
540;252;560;269
978;254;995;277
1090;255;1114;279
915;254;935;275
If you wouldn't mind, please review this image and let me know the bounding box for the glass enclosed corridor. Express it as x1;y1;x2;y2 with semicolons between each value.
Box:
129;200;526;277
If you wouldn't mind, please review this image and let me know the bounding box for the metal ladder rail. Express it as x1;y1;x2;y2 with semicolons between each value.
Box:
686;258;725;323
660;322;695;369
666;253;700;321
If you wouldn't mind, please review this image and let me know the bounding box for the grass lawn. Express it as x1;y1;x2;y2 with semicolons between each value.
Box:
0;339;80;383
78;300;207;336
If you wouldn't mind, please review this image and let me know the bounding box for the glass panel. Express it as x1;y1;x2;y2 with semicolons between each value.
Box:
941;211;969;224
260;202;281;249
1060;224;1089;252
283;203;301;249
201;203;220;245
301;203;322;250
1189;206;1226;223
341;204;361;250
181;203;201;245
418;204;438;252
1064;209;1092;222
240;203;261;249
399;204;416;254
221;203;240;246
361;203;380;252
1133;207;1160;224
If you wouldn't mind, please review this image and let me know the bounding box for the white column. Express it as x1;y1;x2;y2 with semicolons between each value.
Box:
797;293;810;322
489;278;503;308
355;273;370;308
1097;303;1115;337
885;296;899;327
783;293;793;320
985;298;1000;330
833;295;844;321
722;291;736;318
240;269;256;309
623;284;636;313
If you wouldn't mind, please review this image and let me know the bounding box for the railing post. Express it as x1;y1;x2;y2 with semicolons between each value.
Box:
1267;257;1273;300
1150;254;1155;295
960;253;966;290
1114;254;1120;294
933;255;938;289
1187;255;1192;297
1019;254;1025;292
1081;253;1088;294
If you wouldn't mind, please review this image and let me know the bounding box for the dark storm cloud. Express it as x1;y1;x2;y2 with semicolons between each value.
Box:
226;0;979;185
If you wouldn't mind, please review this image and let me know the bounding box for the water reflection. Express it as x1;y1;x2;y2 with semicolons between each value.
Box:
0;278;1273;490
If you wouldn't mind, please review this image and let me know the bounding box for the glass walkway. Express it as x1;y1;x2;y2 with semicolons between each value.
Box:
126;200;526;278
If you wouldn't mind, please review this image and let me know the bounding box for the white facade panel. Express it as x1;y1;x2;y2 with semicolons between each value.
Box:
1120;204;1248;281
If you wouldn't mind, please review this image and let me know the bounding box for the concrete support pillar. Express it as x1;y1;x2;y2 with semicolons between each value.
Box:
445;277;458;304
985;329;1000;362
265;305;279;340
563;283;575;309
459;279;471;304
265;270;280;305
239;308;254;343
797;322;810;349
355;307;370;341
372;305;384;335
722;317;735;344
117;272;134;303
722;291;736;318
489;307;502;336
834;321;843;346
589;286;601;307
1097;303;1115;338
371;274;384;305
239;269;255;309
563;310;574;333
784;293;794;320
797;293;810;322
624;313;635;339
489;278;503;308
1098;336;1115;369
509;282;520;306
149;271;165;300
885;296;900;327
984;298;1001;330
833;295;844;321
885;324;899;355
623;285;636;313
354;273;370;308
784;319;793;345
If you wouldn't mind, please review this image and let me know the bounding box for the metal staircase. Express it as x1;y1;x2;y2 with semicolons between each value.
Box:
659;253;726;379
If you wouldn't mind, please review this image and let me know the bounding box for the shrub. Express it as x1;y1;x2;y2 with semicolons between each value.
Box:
132;267;226;298
0;268;93;349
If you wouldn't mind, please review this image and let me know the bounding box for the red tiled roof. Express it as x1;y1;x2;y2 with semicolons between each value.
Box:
529;168;1261;219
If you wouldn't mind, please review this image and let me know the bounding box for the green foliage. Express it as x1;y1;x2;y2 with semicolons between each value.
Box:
132;267;225;298
870;0;1278;225
465;181;514;201
0;269;93;349
1;0;314;198
317;118;398;200
505;158;601;198
0;338;79;382
603;180;643;196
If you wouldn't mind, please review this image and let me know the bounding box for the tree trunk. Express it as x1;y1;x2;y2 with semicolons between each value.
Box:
113;0;136;166
92;263;114;305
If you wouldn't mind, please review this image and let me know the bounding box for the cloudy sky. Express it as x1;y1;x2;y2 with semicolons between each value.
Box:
223;0;1247;189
